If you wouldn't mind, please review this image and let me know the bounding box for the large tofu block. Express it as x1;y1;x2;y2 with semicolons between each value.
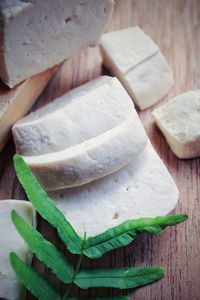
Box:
13;76;147;189
0;0;114;88
152;91;200;159
50;141;179;237
0;200;35;300
0;67;56;152
100;27;173;110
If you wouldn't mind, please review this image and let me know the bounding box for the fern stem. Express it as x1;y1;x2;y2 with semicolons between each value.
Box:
62;233;86;300
62;282;73;300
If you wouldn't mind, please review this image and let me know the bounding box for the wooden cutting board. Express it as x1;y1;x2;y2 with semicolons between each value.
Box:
0;0;199;299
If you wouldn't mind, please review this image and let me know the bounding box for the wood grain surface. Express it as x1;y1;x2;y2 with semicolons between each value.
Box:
0;0;200;299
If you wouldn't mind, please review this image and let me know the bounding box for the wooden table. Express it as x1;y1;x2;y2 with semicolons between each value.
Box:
0;0;200;299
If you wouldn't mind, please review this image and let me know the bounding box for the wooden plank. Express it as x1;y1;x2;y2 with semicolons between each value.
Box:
0;0;199;299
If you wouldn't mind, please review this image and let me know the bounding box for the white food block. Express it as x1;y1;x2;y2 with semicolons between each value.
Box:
23;116;147;190
0;0;114;87
50;141;179;237
12;76;135;156
125;52;174;110
152;91;200;159
13;76;148;189
0;200;35;300
0;67;56;153
100;27;173;110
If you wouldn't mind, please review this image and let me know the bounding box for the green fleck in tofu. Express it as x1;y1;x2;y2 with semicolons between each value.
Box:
152;91;200;159
0;200;35;300
100;27;173;110
0;0;114;87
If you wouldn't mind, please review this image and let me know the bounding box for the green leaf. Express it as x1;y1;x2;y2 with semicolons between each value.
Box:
67;296;131;300
10;252;61;300
75;267;165;289
83;214;188;258
12;210;73;283
13;154;83;255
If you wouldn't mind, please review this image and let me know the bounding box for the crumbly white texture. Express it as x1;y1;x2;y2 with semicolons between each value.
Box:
0;200;34;300
152;90;200;158
0;0;113;87
12;76;135;156
23;115;147;190
100;27;173;110
125;52;174;110
100;26;159;74
50;140;179;237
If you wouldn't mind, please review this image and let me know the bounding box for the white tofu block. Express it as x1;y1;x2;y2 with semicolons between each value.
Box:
12;76;135;156
23;116;147;190
0;67;56;152
100;27;173;110
125;52;174;110
0;0;114;87
100;26;159;74
13;76;147;189
50;141;179;237
0;200;35;300
152;91;200;159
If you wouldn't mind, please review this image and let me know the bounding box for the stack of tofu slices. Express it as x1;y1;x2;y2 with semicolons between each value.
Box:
0;1;180;298
12;75;179;237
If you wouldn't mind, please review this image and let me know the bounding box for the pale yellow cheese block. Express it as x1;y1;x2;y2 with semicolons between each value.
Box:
0;67;56;152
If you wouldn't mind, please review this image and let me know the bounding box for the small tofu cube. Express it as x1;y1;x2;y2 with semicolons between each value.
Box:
152;91;200;159
100;27;173;110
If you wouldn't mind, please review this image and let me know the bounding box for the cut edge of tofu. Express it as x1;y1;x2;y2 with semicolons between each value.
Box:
23;115;147;190
100;45;173;110
100;26;159;74
153;117;200;159
124;52;174;110
152;93;200;159
0;67;56;153
100;28;174;110
100;44;139;104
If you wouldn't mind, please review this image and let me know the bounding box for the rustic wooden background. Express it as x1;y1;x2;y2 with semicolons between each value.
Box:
0;0;200;299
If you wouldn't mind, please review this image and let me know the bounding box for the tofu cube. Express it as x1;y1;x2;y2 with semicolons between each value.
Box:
100;27;173;110
152;91;200;159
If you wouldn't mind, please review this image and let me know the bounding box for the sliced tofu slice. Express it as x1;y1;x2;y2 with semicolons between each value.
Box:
152;91;200;159
0;200;35;300
23;116;147;190
0;0;113;87
100;27;173;110
124;52;174;110
49;141;179;237
0;67;56;152
100;26;159;74
12;76;135;156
